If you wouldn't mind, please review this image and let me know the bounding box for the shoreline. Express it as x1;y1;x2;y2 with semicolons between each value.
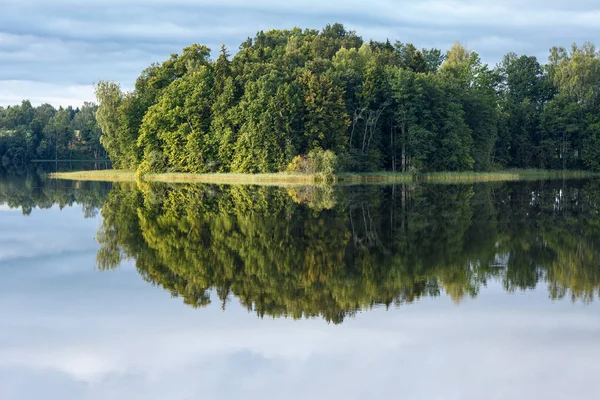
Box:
48;169;600;185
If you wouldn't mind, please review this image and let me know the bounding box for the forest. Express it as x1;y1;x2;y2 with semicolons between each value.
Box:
91;23;600;175
2;24;599;175
0;101;105;166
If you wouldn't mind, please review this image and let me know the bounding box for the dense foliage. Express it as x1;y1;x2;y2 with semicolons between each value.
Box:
95;24;600;174
0;101;105;166
94;180;600;323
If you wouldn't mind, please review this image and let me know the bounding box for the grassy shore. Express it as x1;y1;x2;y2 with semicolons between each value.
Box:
49;170;328;186
410;170;599;183
49;169;600;185
32;159;112;163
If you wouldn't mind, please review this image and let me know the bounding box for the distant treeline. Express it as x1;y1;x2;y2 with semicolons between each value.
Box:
0;101;105;166
93;23;600;174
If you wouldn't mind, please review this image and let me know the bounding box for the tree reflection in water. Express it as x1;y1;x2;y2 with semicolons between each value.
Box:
59;178;600;323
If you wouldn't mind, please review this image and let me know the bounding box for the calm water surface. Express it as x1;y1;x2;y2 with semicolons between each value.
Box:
1;172;600;399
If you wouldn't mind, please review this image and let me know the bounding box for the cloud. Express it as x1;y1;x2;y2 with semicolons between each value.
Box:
0;81;95;108
0;0;599;105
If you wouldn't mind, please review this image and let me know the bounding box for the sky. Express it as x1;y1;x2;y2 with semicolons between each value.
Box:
1;0;599;107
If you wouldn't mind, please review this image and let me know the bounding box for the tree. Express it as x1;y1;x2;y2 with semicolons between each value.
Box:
548;43;600;167
41;107;72;160
138;66;214;173
298;70;349;152
496;53;552;168
230;72;299;172
73;102;103;159
95;81;128;167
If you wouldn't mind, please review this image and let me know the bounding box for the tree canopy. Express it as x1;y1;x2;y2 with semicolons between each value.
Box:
91;24;600;174
4;24;600;174
0;101;105;166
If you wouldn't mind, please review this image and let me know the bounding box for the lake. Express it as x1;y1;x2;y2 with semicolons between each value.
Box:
1;171;600;399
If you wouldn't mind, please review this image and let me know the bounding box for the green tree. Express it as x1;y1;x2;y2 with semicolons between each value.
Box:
298;70;349;152
40;107;73;160
95;81;130;167
72;102;103;159
230;72;299;172
137;66;214;174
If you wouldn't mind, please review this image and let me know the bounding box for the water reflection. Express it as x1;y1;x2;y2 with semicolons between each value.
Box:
91;179;600;323
2;173;600;399
2;170;599;322
0;168;110;217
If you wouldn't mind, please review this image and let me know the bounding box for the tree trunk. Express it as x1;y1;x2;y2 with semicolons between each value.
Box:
362;112;370;153
390;121;395;172
401;123;406;173
350;108;364;149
